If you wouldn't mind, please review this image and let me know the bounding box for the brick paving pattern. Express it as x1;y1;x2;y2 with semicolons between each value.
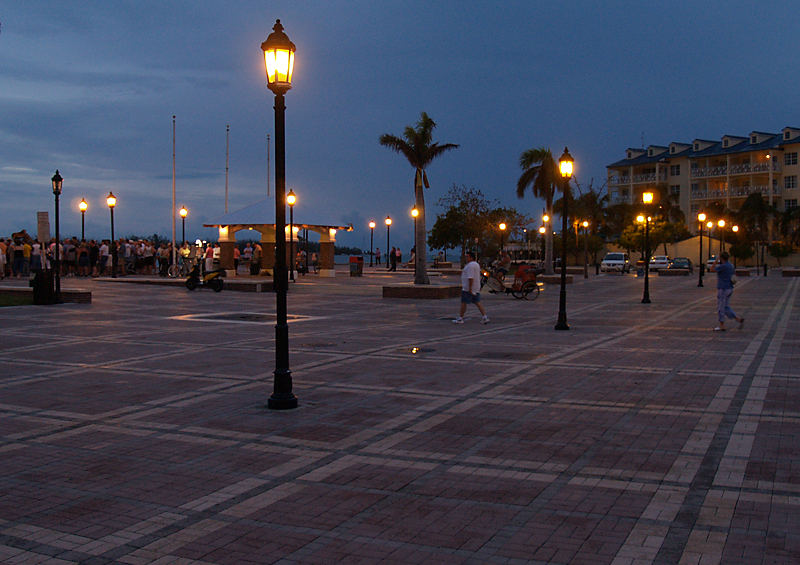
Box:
1;270;798;564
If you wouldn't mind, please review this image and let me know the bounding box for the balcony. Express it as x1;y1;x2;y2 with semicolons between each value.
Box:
691;162;780;178
691;185;781;200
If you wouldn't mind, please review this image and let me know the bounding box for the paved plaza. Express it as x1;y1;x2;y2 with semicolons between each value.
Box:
1;269;798;564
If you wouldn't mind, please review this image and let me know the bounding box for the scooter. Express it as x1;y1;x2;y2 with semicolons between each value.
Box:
185;262;224;292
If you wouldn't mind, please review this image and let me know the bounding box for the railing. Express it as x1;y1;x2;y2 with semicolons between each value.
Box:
609;176;630;185
691;185;781;199
691;162;780;178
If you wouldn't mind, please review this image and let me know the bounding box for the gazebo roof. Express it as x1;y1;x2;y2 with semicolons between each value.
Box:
203;199;352;231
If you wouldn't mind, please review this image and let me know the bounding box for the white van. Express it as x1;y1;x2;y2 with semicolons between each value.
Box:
600;252;630;273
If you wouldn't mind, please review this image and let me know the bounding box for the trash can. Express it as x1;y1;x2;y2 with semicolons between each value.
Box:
635;260;645;277
349;256;364;277
30;270;56;305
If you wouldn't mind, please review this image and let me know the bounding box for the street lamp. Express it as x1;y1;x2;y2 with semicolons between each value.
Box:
262;19;297;409
179;206;188;245
555;147;573;331
287;189;296;282
731;224;739;267
706;221;714;261
78;198;88;242
368;220;376;266
499;222;507;251
641;192;653;304
385;216;392;267
51;170;63;301
718;219;726;253
411;207;419;276
538;226;546;261
697;212;706;287
106;192;117;278
581;220;589;279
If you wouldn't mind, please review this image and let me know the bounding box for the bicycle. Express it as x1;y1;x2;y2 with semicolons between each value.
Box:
481;263;541;300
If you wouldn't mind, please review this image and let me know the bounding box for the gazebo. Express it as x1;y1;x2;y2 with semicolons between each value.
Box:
204;199;352;277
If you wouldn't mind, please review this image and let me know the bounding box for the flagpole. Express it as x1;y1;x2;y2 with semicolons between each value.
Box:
172;115;177;267
225;124;230;213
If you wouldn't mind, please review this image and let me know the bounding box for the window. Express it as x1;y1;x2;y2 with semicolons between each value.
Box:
691;183;699;191
785;199;798;210
723;140;729;148
750;135;757;144
670;185;680;196
669;165;680;176
694;143;699;151
785;152;798;166
786;132;791;140
785;176;798;189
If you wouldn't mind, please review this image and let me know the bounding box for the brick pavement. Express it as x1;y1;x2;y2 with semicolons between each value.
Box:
0;270;798;564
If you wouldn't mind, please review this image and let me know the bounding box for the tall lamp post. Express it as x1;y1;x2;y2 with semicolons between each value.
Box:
718;219;726;253
287;189;296;282
581;220;589;279
731;225;739;267
555;147;573;331
697;212;706;287
78;198;87;242
179;206;188;245
411;208;419;276
499;222;507;252
106;192;117;278
538;226;546;261
262;19;297;409
368;221;376;266
641;191;653;304
707;221;714;261
51;171;63;301
385;216;392;267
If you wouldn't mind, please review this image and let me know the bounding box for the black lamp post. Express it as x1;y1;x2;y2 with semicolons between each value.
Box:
287;189;296;282
499;222;506;252
179;206;188;246
641;192;653;304
697;212;705;287
368;221;375;266
582;220;589;279
106;192;117;278
78;198;87;242
262;19;297;410
385;216;392;267
51;170;63;301
718;219;725;253
555;147;573;331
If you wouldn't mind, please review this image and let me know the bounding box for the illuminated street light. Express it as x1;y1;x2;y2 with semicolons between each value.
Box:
368;220;376;266
641;192;653;304
106;192;117;278
179;206;188;245
385;216;392;268
499;222;507;251
78;198;88;241
697;212;706;287
555;147;573;331
262;19;297;410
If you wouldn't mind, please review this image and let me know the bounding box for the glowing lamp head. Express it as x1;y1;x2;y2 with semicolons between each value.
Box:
707;221;713;229
51;170;63;196
368;221;376;229
558;147;574;179
385;216;392;226
582;220;589;228
539;226;546;234
499;222;506;231
732;225;739;233
542;214;550;223
698;212;706;222
718;219;725;228
636;215;645;224
79;198;88;213
179;206;188;218
261;20;295;94
106;192;116;209
642;191;654;204
286;189;296;206
411;207;419;218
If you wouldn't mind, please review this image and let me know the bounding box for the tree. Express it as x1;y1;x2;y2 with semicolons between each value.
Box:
768;242;792;266
517;147;559;274
380;112;459;284
435;185;493;263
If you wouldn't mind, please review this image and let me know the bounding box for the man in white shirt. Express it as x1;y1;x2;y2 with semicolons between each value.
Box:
453;251;489;324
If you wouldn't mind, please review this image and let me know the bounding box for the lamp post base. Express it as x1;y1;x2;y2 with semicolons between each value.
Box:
268;392;298;410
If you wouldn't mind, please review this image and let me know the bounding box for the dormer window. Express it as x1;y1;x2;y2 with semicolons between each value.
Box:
751;135;757;144
723;140;728;147
648;149;653;156
694;143;699;151
627;150;632;159
670;146;675;154
787;132;791;140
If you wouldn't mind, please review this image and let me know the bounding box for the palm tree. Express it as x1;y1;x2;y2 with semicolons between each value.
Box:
517;147;559;274
380;112;459;284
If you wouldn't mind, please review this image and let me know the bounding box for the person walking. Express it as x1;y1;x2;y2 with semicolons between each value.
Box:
375;247;381;267
453;250;489;324
712;251;744;331
388;246;397;271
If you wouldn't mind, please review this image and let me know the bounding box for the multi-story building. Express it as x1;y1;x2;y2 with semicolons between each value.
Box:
607;126;800;235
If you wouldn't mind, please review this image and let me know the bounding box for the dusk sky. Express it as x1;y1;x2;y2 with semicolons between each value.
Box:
2;1;798;251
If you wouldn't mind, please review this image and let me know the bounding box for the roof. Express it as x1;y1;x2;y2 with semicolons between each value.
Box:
203;199;352;231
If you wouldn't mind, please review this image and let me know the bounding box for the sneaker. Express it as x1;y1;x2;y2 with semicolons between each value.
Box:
452;317;464;324
713;327;725;332
481;316;490;325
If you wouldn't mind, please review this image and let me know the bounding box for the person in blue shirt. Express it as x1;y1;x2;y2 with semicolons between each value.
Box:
712;251;744;331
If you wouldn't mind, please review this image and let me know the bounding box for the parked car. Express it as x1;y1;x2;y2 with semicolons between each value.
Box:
600;252;630;273
649;255;670;271
668;257;694;273
706;255;717;271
